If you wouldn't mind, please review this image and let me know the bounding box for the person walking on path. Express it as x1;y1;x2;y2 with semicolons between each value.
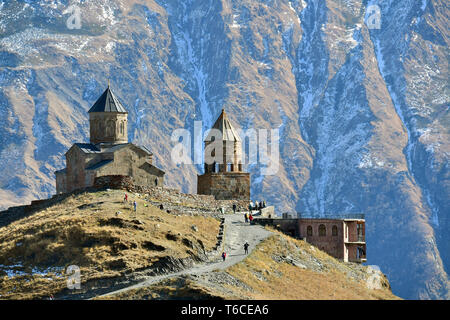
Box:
249;213;253;224
244;242;249;254
133;200;137;213
244;212;248;223
124;193;128;203
233;204;237;214
222;251;227;261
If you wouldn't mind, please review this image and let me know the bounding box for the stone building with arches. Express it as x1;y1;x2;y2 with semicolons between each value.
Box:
55;86;164;194
253;214;366;263
297;216;366;263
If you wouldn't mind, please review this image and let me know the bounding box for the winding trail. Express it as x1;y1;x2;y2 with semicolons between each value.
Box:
97;213;273;298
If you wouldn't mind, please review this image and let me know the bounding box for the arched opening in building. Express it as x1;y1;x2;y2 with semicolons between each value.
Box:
307;226;313;236
357;223;364;242
92;120;98;133
357;246;366;260
120;121;124;135
96;121;102;135
332;225;338;236
106;120;115;137
227;163;232;172
155;178;158;186
319;224;326;236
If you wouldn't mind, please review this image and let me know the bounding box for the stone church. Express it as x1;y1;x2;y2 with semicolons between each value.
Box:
55;86;165;194
197;109;250;200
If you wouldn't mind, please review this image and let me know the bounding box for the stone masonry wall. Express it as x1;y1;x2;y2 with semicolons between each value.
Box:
94;175;249;213
197;172;250;200
298;219;345;260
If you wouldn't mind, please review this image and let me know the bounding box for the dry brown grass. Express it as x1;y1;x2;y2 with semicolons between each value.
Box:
101;229;400;301
0;190;220;299
224;232;400;300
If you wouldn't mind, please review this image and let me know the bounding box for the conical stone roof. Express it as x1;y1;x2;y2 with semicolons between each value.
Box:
88;86;127;113
205;109;241;142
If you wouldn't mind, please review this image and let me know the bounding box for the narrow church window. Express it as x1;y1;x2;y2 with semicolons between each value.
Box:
120;121;124;135
307;226;313;236
106;120;115;137
332;225;338;236
319;224;326;236
155;179;158;186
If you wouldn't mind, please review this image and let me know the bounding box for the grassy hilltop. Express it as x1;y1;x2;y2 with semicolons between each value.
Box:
0;190;399;300
0;190;220;299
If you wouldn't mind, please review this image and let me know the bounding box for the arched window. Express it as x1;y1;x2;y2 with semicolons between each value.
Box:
120;121;124;135
332;225;338;236
155;178;158;186
319;224;326;236
106;120;115;137
96;120;102;133
92;120;98;133
307;226;313;236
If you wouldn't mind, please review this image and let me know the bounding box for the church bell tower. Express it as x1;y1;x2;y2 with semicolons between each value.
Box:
197;109;250;200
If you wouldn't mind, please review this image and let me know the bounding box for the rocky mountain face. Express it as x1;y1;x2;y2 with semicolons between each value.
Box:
0;0;448;299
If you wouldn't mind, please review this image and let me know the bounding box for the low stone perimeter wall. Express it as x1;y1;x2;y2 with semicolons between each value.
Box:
93;175;249;214
0;175;251;228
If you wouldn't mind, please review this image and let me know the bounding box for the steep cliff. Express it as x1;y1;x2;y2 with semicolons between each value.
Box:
0;0;448;299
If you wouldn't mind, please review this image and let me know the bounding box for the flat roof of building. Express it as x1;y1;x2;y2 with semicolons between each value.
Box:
297;213;365;220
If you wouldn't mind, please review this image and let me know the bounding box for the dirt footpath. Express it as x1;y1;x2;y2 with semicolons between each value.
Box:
98;213;273;298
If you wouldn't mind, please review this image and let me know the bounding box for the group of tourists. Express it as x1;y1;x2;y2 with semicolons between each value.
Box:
248;200;266;211
233;200;267;214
